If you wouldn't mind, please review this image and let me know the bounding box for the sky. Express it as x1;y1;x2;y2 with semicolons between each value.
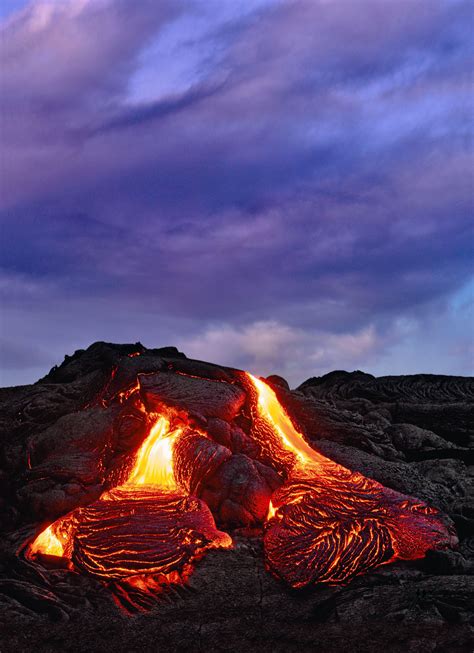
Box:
0;0;473;388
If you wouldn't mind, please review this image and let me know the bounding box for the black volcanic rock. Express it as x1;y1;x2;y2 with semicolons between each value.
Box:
298;371;474;448
140;370;246;422
265;374;290;391
0;343;473;652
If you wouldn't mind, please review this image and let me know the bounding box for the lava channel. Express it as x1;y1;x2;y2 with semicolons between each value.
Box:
247;373;457;587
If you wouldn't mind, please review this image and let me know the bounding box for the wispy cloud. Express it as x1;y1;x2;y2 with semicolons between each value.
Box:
181;320;389;386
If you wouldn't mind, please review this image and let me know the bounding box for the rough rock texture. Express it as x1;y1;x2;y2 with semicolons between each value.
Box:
141;371;247;422
0;344;473;652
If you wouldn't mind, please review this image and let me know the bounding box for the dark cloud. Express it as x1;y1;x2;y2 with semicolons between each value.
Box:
91;79;229;134
0;0;472;385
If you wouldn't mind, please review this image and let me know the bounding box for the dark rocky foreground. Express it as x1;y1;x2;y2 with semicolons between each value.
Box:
0;342;473;653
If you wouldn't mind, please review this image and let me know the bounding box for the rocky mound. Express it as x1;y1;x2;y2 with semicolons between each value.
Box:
0;342;472;652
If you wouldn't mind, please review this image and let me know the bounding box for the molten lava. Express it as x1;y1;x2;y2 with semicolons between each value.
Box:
124;414;181;488
71;488;230;581
29;523;66;558
26;369;455;609
28;399;231;602
249;373;328;466
247;373;455;586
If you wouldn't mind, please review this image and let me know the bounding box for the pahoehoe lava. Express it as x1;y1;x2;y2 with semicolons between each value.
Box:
1;342;473;652
25;355;455;605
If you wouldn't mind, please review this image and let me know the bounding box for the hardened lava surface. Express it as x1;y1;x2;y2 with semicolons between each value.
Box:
0;342;473;653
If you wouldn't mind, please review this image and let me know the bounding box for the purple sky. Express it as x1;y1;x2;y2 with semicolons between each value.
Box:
0;0;473;387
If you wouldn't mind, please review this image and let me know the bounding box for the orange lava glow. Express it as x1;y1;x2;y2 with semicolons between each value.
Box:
27;386;231;601
28;409;183;559
28;523;65;558
267;500;277;520
248;373;455;586
125;414;181;488
249;373;330;467
26;369;454;603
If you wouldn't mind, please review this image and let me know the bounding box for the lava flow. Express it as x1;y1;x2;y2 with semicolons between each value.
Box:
247;373;456;586
28;403;231;596
26;369;455;609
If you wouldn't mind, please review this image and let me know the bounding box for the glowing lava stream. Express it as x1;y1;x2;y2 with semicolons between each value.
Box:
249;373;456;587
248;372;366;478
122;414;181;489
28;523;65;558
29;411;186;558
248;373;327;467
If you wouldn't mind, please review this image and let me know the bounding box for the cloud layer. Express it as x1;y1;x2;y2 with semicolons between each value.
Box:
0;0;472;386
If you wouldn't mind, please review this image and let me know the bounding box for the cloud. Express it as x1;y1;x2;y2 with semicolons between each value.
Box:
183;321;301;369
181;320;385;386
1;0;179;113
0;0;472;386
